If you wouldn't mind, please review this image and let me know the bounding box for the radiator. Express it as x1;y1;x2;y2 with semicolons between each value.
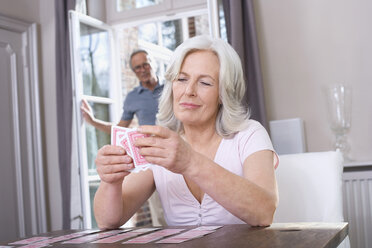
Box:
343;166;372;248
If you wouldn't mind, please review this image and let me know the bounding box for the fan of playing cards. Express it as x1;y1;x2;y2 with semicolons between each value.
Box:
111;126;154;173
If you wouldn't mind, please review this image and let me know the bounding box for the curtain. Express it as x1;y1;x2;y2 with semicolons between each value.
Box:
222;0;267;128
55;0;76;229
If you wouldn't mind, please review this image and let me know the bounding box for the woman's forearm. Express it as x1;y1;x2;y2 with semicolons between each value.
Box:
185;153;277;226
94;182;125;229
93;170;156;229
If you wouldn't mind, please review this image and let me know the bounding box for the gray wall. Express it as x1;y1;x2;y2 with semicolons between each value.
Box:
254;0;372;161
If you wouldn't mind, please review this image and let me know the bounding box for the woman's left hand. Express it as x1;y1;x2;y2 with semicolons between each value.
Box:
135;125;198;175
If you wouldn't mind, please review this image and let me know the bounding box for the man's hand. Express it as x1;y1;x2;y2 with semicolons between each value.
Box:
81;99;95;125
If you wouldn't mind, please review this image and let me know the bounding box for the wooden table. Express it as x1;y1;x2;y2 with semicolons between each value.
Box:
2;222;348;248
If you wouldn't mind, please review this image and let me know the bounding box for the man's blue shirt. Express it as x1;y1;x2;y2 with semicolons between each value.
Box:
121;82;164;125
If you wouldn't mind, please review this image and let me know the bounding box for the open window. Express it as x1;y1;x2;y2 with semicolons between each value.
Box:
69;11;121;228
69;0;222;228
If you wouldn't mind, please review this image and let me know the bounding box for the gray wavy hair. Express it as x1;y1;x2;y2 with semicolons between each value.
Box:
157;35;250;138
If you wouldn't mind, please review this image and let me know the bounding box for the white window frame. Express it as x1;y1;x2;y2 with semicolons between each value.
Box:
114;8;210;87
69;0;221;228
69;10;122;228
106;0;207;25
106;0;172;25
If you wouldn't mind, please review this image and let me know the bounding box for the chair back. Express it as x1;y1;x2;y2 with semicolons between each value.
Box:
274;150;350;247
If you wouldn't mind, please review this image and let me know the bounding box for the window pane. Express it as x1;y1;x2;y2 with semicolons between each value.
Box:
138;23;159;45
193;14;210;36
89;181;100;228
218;0;227;42
85;102;111;176
80;23;111;98
161;19;183;51
117;0;163;12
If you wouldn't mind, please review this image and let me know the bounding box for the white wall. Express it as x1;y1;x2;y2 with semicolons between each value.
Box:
254;0;372;161
0;0;62;231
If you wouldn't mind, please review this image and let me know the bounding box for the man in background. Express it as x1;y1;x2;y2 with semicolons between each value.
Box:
81;49;165;226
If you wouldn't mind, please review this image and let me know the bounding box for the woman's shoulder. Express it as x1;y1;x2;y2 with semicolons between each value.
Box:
234;119;267;139
227;120;272;150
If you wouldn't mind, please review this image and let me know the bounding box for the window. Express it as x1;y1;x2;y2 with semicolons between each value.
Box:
69;11;121;228
106;0;206;24
117;0;164;11
217;0;227;41
70;0;217;229
79;23;112;177
116;11;209;126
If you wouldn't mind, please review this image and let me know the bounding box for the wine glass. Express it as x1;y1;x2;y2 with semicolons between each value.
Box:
326;85;352;162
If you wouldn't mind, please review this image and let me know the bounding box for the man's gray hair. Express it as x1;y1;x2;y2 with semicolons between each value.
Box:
157;35;250;138
129;49;148;70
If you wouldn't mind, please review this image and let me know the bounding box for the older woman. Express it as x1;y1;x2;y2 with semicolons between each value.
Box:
94;35;278;229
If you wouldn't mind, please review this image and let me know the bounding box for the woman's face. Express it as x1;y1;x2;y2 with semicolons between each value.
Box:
172;50;220;128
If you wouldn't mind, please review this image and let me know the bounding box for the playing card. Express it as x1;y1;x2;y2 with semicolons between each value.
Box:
156;229;214;244
91;233;133;244
34;229;100;244
156;237;189;244
111;126;130;147
126;130;150;166
111;126;125;146
62;230;123;244
93;228;159;244
194;225;222;231
130;227;160;233
16;243;49;248
9;237;50;245
91;229;133;244
111;126;154;173
122;229;184;244
177;230;213;238
119;136;132;157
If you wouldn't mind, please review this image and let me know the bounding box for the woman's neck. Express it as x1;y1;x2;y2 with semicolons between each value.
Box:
183;123;221;151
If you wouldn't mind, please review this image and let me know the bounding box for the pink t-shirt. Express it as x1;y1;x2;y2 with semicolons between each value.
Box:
151;120;277;226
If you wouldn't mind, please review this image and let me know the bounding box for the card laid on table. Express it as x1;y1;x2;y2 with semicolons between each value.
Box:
62;230;123;244
122;229;185;244
111;126;153;173
9;237;50;245
156;228;215;244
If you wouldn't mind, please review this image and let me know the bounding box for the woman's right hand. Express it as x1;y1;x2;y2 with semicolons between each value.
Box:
95;145;134;185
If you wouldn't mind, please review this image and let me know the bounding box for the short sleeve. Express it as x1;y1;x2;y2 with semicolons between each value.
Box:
238;120;278;168
121;95;134;121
